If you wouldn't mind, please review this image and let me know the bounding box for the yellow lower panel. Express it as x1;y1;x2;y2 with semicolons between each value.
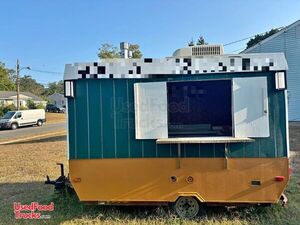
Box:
69;158;289;204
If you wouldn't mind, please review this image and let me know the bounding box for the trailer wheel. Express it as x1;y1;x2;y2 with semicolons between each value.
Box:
37;120;43;126
174;196;200;219
11;123;18;130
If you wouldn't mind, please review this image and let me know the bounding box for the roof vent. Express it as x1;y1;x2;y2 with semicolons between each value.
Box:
120;42;133;59
173;44;224;57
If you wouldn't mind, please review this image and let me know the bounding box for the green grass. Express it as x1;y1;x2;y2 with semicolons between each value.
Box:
2;174;298;225
1;134;299;225
59;175;300;225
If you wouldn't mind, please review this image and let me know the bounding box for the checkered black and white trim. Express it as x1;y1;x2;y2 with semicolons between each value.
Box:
64;53;288;80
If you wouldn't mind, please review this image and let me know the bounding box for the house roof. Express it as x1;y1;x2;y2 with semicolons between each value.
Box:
242;19;300;53
0;91;44;101
49;93;64;98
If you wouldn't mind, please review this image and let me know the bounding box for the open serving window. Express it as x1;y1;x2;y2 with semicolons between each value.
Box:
167;80;232;137
134;77;269;140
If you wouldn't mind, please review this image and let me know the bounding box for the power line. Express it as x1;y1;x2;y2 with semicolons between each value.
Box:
18;78;56;85
223;26;284;47
224;35;256;46
18;72;62;85
29;68;64;75
18;73;61;83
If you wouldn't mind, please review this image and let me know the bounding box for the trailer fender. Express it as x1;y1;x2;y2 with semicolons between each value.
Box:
173;192;205;203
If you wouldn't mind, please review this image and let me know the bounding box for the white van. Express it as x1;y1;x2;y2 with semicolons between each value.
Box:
0;109;46;130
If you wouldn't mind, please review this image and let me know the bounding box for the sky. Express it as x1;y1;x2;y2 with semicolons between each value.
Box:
0;0;300;84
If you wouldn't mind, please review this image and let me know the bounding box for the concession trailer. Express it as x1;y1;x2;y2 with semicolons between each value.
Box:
46;45;290;218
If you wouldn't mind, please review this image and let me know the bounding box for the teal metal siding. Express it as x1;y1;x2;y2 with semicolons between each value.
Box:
68;98;76;159
88;81;102;158
75;81;89;158
101;79;115;158
114;79;130;158
68;72;288;159
244;23;300;121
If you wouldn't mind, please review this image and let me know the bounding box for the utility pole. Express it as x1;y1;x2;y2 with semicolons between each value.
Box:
16;59;20;110
15;61;30;110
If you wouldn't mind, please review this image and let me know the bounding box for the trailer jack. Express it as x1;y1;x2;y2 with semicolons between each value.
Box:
280;193;288;207
45;163;69;190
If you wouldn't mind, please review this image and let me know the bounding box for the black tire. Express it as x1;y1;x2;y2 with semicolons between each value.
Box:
11;123;18;130
174;196;203;219
37;120;43;126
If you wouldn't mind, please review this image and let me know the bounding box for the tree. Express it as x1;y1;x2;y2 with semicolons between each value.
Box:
98;43;120;59
19;75;45;97
98;43;142;59
246;28;280;49
8;68;16;83
197;36;207;45
45;81;64;96
188;39;195;46
0;61;64;99
188;36;208;47
128;44;143;58
0;62;15;91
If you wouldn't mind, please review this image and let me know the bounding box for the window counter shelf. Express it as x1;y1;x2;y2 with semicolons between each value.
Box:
156;137;254;144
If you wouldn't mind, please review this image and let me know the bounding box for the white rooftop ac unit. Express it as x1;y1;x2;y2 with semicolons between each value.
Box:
173;45;224;57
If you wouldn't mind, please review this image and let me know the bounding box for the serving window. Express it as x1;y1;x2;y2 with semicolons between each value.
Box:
134;77;269;140
167;80;232;137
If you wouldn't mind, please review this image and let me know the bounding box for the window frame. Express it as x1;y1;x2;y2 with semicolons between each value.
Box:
134;77;270;140
166;79;233;138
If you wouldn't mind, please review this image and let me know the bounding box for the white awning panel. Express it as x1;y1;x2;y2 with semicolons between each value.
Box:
233;77;269;137
134;82;168;139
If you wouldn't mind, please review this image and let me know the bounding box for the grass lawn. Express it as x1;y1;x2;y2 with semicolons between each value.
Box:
0;124;299;224
46;112;66;124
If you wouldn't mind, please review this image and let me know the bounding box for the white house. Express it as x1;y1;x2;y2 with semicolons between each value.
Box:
48;93;65;107
0;91;47;108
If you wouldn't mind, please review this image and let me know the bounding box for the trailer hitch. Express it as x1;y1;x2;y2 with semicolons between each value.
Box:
45;163;69;190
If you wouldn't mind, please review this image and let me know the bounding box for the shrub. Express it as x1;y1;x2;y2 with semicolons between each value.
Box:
36;103;45;109
0;104;16;117
27;99;37;109
26;100;45;110
20;105;27;110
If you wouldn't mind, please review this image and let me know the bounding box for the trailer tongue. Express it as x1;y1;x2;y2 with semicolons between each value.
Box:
45;163;68;190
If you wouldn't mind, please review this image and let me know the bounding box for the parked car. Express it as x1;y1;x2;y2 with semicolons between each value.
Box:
46;104;65;113
0;109;46;130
